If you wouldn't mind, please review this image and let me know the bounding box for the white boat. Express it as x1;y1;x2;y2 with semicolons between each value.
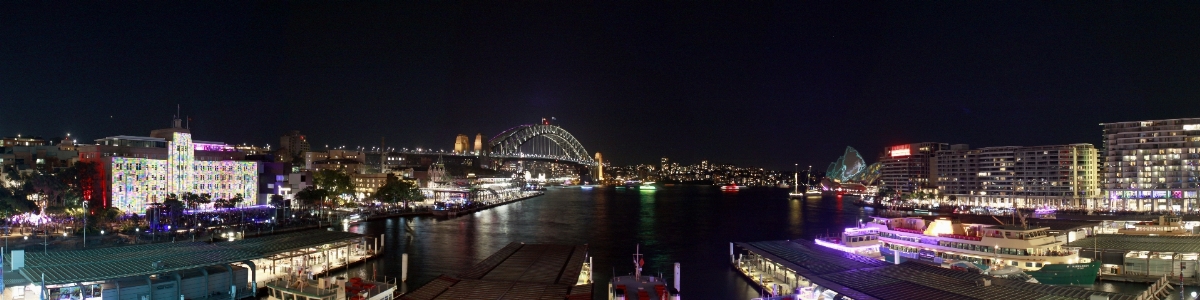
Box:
813;227;881;258
609;245;680;300
865;216;1088;271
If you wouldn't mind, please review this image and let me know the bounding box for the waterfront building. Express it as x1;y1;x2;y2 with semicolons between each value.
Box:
933;144;979;196
878;142;948;193
77;118;257;213
932;144;1100;207
2;135;47;147
1101;118;1200;211
0;145;78;172
1068;234;1200;277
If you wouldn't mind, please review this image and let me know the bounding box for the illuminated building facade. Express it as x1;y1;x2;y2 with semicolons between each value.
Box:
931;144;1100;207
1101;118;1200;211
79;121;257;213
878;143;948;193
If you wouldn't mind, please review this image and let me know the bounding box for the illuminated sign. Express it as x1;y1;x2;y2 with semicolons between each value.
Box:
194;143;236;152
1184;124;1200;131
890;145;911;157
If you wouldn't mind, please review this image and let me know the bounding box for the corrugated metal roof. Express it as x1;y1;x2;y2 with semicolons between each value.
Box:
1067;234;1200;253
13;231;364;285
738;240;1139;300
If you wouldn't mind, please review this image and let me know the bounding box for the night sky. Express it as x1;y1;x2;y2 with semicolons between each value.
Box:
3;2;1199;170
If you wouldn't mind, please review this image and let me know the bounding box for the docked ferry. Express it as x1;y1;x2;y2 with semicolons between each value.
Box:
864;216;1093;274
266;276;397;300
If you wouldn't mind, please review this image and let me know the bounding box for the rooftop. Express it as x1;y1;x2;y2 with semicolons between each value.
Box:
400;242;591;300
8;230;364;285
738;239;1138;300
1066;234;1200;253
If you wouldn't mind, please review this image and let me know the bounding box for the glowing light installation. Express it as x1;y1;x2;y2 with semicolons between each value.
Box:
111;132;257;212
825;146;867;182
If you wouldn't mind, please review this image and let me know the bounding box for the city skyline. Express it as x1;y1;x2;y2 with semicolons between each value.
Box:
4;2;1200;170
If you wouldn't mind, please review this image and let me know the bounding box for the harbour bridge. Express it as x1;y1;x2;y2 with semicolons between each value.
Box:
389;122;598;168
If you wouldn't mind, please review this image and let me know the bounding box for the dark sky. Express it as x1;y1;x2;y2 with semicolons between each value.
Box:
3;2;1199;170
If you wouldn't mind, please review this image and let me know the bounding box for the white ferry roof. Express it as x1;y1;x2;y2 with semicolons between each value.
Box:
1067;235;1200;253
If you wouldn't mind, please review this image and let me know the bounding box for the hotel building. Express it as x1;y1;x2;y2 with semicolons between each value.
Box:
1101;118;1200;211
878;142;948;194
78;119;258;213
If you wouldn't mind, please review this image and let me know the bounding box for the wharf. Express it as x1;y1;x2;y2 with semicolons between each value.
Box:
732;239;1141;300
400;242;592;300
2;230;382;300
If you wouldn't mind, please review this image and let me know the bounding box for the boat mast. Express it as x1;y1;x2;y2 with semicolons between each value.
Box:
634;244;644;281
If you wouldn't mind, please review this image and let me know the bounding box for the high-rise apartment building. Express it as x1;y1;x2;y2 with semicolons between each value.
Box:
878;142;948;193
1101;118;1200;211
279;130;310;162
933;144;978;196
933;144;1100;206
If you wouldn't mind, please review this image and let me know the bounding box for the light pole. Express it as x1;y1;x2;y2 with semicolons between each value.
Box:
82;200;88;248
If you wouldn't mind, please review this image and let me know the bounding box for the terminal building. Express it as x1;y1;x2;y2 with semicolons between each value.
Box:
77;117;258;213
1101;118;1200;211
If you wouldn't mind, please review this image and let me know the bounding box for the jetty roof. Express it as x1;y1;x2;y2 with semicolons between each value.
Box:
400;242;592;300
1067;234;1200;253
11;230;364;285
737;239;1138;300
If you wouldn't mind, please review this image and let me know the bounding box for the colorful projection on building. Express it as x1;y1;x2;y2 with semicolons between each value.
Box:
111;132;257;213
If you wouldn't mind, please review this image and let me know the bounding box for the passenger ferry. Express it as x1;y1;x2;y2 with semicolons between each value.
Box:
720;183;744;191
609;246;680;300
813;227;881;258
864;216;1090;272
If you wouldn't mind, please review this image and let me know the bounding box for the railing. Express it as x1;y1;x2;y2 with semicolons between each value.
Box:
938;233;982;241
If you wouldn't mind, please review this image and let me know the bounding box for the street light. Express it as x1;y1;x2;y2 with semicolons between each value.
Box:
82;200;88;248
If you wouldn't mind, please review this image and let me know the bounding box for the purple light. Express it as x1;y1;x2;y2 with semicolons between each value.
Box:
814;238;878;253
194;143;236;152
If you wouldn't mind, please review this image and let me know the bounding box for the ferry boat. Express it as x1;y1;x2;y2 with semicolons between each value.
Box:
266;276;397;300
640;182;658;190
813;227;881;258
609;245;680;300
1117;215;1193;236
1026;261;1102;285
864;216;1094;277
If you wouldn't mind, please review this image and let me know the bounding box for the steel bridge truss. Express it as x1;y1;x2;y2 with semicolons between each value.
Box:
488;124;596;166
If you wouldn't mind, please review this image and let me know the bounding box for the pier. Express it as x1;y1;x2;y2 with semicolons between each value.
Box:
731;239;1142;300
2;230;382;300
400;242;592;300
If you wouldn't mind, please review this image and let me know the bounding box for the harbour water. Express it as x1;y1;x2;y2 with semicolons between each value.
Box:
338;186;1195;299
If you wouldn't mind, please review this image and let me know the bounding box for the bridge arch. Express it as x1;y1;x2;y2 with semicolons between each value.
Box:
488;124;595;165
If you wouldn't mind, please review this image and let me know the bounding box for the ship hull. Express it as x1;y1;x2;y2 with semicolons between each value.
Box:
1027;262;1101;285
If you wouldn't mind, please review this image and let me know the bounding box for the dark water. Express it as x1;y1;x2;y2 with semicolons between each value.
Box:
337;186;1191;300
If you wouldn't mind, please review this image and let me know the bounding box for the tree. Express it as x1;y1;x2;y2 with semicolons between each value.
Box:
229;194;244;208
269;194;286;208
295;187;328;210
313;169;356;209
161;193;184;225
374;179;424;207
